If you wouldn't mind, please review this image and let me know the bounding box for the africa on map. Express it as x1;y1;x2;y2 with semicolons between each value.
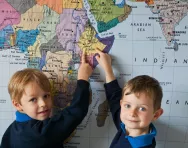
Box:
0;0;188;147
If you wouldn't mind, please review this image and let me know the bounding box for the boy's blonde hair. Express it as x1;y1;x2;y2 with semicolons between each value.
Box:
8;68;51;104
122;75;163;111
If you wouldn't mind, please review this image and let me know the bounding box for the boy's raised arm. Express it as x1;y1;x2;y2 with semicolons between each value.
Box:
95;49;115;83
78;51;93;81
95;49;121;129
48;52;93;140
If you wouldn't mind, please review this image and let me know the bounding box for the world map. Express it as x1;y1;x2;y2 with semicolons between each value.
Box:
0;0;188;147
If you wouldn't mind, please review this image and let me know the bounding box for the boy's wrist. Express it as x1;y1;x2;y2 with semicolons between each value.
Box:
105;69;115;83
77;76;89;81
104;67;113;74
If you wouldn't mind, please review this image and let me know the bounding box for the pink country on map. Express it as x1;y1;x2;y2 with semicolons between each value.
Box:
0;0;21;30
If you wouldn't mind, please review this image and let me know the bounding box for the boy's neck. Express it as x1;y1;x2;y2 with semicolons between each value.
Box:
126;126;150;137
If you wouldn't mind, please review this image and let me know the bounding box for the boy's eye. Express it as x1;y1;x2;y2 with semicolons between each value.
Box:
29;98;37;102
44;94;50;99
139;107;146;111
125;104;131;108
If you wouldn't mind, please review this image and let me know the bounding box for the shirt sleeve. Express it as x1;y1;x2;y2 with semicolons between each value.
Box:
104;79;122;129
43;79;90;141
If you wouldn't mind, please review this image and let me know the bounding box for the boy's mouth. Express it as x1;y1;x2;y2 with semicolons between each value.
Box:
127;119;139;122
38;109;49;115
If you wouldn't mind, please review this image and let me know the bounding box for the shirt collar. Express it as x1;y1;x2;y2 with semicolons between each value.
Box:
16;111;32;122
120;122;156;148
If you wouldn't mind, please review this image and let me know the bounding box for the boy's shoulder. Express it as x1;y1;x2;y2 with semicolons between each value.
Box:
110;123;156;148
111;128;156;148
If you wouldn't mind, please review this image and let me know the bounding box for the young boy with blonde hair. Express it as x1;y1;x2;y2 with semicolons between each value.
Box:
95;49;163;148
0;53;93;148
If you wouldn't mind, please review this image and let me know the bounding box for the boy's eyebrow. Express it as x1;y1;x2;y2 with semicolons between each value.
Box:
26;91;50;96
124;92;132;95
121;101;150;107
121;101;131;103
24;93;36;97
138;104;150;107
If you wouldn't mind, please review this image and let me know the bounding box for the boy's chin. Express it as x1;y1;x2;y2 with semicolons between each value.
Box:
37;116;50;121
36;113;51;120
123;120;141;128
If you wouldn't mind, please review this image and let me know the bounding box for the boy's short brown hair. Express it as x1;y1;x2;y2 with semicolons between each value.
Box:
122;75;163;111
8;68;51;104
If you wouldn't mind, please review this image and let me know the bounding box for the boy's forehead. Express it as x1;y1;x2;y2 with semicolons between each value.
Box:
123;89;153;102
124;87;150;97
23;83;37;93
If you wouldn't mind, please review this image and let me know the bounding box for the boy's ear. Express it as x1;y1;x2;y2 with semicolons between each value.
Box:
152;108;163;121
12;100;23;112
120;99;123;106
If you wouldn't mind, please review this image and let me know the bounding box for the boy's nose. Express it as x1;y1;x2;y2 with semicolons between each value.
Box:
129;109;137;117
38;99;46;107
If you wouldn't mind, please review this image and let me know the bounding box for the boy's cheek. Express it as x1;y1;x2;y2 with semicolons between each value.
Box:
49;110;53;117
120;110;126;120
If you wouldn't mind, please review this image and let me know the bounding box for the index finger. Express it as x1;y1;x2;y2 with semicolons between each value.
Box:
81;51;86;63
95;48;103;55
